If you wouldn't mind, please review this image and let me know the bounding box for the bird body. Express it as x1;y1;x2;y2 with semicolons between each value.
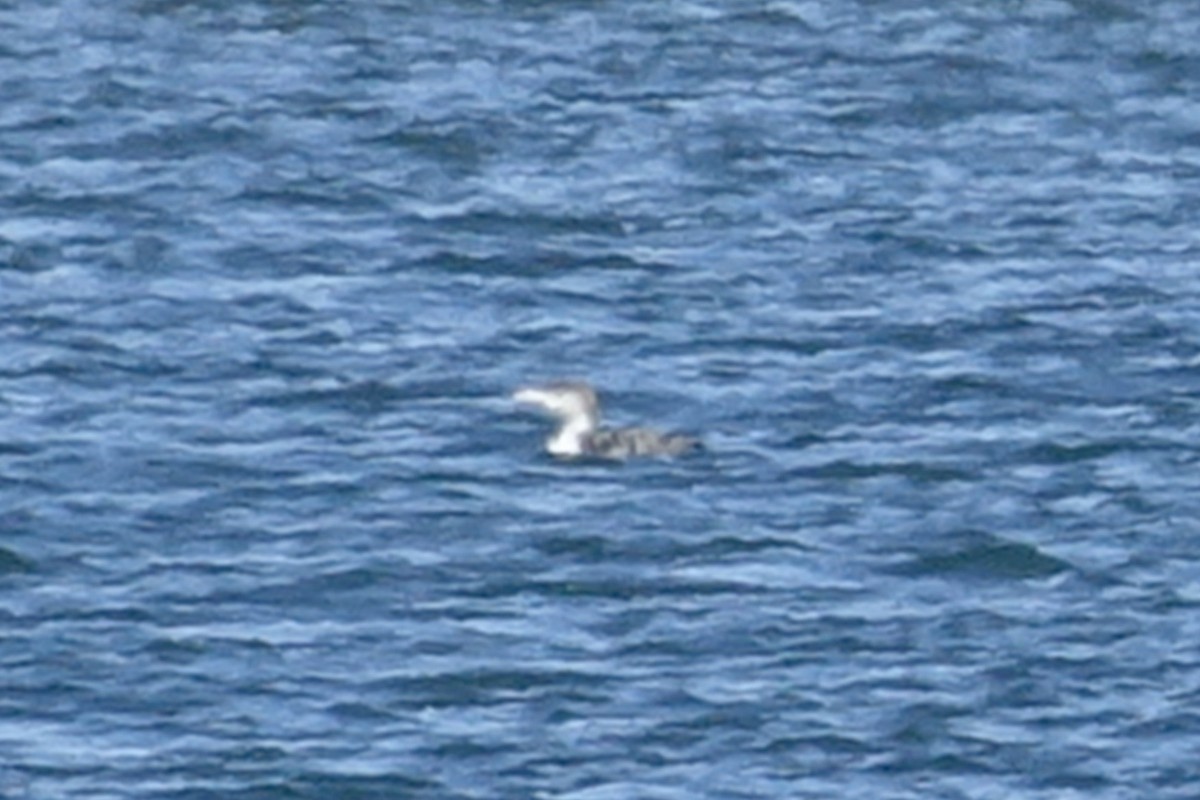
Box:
513;381;698;460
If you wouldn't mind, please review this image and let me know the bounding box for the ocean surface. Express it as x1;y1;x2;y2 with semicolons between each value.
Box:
3;1;1200;798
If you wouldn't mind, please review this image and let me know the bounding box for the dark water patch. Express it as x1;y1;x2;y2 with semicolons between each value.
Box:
760;732;878;760
158;773;442;800
0;238;65;272
678;534;816;560
0;547;33;575
925;372;1016;400
0;439;40;457
427;208;628;240
69;604;157;624
121;451;306;494
371;121;500;174
530;529;788;564
533;533;635;562
889;530;1071;581
649;334;836;367
236;181;391;215
197;565;416;608
381;667;611;708
464;575;767;602
139;635;210;664
229;292;318;325
287;772;445;800
324;700;394;724
244;379;406;415
214;243;353;279
929;608;1016;644
410;249;670;277
139;633;282;667
4;356;107;385
422;738;523;763
88;118;262;162
264;327;345;348
1020;439;1142;465
790;459;973;484
10;188;165;224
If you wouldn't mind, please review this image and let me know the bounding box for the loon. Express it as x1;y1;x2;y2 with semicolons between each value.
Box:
513;381;699;460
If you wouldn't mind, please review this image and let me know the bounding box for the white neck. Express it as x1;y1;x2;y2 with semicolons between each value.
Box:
547;416;594;456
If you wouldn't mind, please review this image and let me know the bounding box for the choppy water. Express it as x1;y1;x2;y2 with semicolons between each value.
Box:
3;1;1200;798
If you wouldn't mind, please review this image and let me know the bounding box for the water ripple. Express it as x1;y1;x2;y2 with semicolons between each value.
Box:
3;1;1200;798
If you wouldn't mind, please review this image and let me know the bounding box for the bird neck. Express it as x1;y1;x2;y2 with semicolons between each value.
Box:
547;412;596;456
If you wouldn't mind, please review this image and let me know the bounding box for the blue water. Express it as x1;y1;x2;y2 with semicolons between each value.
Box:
3;1;1200;798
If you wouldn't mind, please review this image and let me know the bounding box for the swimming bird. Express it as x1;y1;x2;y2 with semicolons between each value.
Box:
513;380;699;460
